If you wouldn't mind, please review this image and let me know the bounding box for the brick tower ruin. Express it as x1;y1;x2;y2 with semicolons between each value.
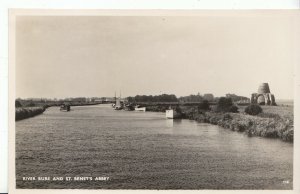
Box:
251;83;276;105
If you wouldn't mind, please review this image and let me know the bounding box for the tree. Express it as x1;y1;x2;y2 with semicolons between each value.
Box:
216;97;237;112
198;100;210;111
226;93;249;102
245;104;262;115
178;94;203;102
131;94;178;103
26;101;36;107
229;105;239;113
15;100;22;108
127;96;134;103
203;94;214;102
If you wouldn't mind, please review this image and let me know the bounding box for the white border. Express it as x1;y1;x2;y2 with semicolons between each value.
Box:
1;0;300;193
8;9;300;194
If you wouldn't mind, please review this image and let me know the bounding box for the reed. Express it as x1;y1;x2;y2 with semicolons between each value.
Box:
15;107;46;121
185;110;293;142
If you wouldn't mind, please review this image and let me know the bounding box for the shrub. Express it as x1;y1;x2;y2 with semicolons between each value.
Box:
26;101;36;107
15;107;45;121
198;100;210;111
245;104;263;115
175;105;182;113
229;105;239;113
15;100;22;108
223;113;232;120
216;97;233;112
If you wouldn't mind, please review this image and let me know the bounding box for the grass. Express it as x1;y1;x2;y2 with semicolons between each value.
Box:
238;105;293;119
182;105;293;142
261;105;293;121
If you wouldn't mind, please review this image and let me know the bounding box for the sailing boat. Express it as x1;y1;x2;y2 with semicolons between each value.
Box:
114;91;123;110
114;98;122;110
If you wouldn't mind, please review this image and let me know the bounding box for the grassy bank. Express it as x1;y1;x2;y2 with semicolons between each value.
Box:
145;104;293;143
185;111;293;142
16;107;46;121
15;102;102;121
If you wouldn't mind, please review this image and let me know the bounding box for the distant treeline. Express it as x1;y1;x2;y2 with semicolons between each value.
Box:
179;93;213;102
127;93;249;103
15;99;102;108
127;94;178;103
127;93;210;103
225;94;249;102
16;93;250;106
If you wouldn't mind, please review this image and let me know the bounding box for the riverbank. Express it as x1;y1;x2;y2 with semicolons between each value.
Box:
186;111;293;142
145;105;293;143
16;107;46;121
15;102;102;121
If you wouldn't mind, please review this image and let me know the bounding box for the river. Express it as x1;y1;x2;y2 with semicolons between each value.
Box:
16;104;293;189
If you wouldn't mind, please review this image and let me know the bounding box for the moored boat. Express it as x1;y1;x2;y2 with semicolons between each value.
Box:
135;105;146;112
114;98;123;110
60;104;71;112
166;107;182;119
124;104;134;111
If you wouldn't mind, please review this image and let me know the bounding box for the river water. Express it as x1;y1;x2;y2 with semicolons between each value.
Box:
16;104;293;189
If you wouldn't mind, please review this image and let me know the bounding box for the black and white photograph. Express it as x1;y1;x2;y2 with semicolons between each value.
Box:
9;10;299;191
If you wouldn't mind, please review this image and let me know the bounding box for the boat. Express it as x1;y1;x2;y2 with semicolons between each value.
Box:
134;105;146;112
60;104;71;112
166;107;181;119
114;98;123;110
124;104;134;111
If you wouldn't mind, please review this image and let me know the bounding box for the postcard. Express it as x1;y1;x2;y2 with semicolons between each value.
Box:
8;9;300;194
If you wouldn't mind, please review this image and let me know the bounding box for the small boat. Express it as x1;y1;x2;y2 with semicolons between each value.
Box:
135;105;146;112
166;107;181;119
124;104;134;111
60;104;71;112
114;98;123;110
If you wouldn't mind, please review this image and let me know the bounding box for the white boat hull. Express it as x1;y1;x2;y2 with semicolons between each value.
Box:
135;107;146;112
166;109;181;119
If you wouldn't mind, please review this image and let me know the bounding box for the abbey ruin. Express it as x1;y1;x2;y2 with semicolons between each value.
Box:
251;83;276;106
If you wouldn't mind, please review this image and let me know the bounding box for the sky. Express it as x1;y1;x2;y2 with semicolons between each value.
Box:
16;13;298;99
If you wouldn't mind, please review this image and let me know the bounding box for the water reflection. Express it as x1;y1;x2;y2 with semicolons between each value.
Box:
165;119;174;128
